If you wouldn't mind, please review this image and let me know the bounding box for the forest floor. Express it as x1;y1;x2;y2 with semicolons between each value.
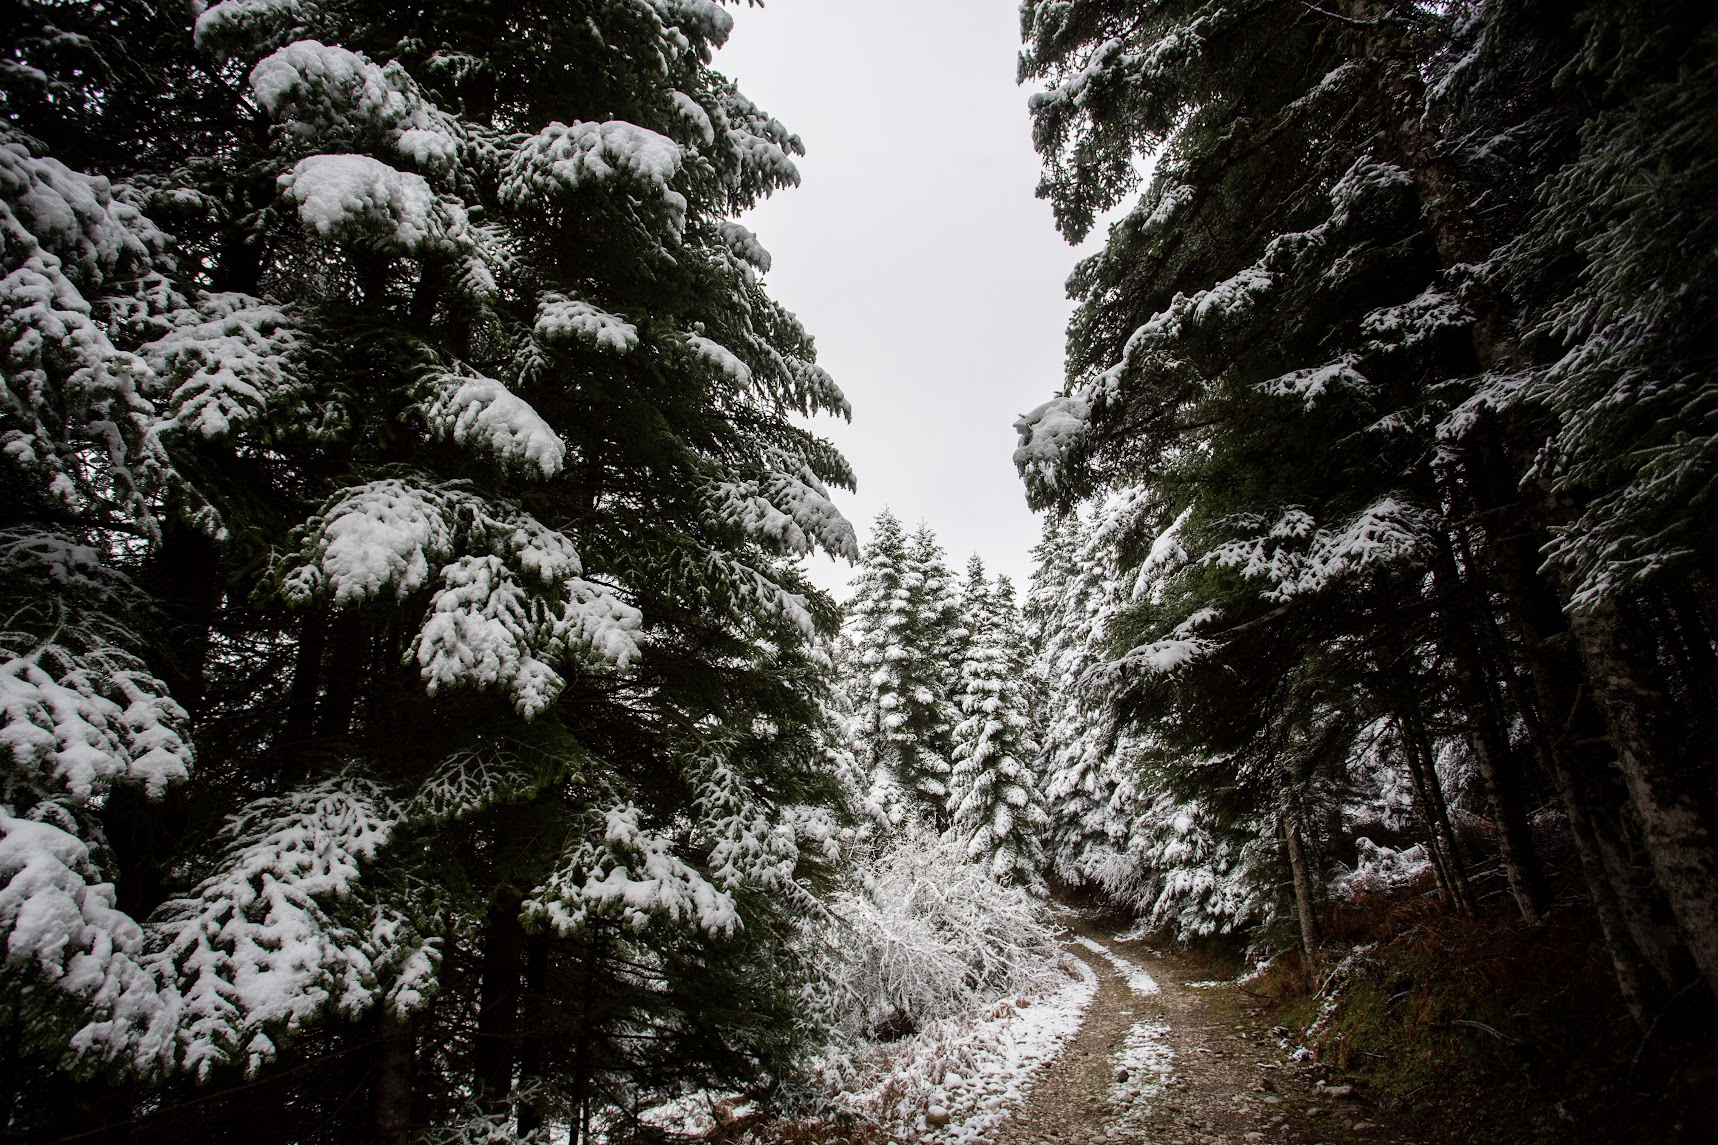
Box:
992;912;1428;1145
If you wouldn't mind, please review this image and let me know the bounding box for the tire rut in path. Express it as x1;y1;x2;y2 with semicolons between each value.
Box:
993;914;1424;1145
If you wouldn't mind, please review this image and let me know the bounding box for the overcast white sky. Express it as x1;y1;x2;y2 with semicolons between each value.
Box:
715;0;1096;597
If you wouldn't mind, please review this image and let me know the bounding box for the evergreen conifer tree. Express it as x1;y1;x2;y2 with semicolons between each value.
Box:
2;2;862;1138
949;569;1046;886
843;514;962;826
1014;0;1718;1011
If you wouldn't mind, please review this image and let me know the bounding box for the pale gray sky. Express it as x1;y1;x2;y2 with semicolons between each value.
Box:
716;0;1096;596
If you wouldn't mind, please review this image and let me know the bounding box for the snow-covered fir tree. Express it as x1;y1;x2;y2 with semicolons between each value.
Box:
2;1;862;1139
948;565;1047;886
843;513;962;826
1025;498;1270;939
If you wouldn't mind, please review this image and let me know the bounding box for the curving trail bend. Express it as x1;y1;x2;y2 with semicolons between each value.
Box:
992;913;1423;1145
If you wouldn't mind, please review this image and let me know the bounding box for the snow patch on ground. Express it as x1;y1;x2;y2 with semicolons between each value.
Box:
1106;1017;1176;1133
1074;935;1160;995
831;954;1098;1144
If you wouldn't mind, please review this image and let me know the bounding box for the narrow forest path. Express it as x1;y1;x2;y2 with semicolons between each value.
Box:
992;913;1425;1145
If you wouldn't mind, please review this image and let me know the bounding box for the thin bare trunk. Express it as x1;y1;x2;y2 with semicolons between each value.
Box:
1398;703;1476;913
1430;530;1550;922
1282;798;1322;962
516;935;549;1136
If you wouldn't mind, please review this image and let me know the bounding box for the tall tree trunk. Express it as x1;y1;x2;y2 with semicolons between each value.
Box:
475;891;526;1102
1430;530;1551;922
372;1010;414;1145
1281;796;1322;962
316;609;372;741
1569;595;1718;998
278;605;328;787
141;523;221;720
1470;438;1693;1020
1350;0;1718;1009
516;934;550;1136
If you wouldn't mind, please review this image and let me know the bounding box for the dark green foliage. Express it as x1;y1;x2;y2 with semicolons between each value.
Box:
1017;0;1718;1050
1;2;861;1141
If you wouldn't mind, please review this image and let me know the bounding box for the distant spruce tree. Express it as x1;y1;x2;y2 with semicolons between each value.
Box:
1026;499;1270;938
948;566;1047;886
843;513;962;826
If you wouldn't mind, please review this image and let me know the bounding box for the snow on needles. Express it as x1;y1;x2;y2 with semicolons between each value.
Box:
0;809;177;1071
250;41;463;173
1;644;192;801
502;120;685;219
145;779;437;1078
534;294;639;354
280;154;450;250
420;371;565;477
142;294;305;440
280;480;640;715
1207;499;1428;601
525;804;739;936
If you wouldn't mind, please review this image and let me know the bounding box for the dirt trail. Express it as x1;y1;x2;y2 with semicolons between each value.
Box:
994;914;1425;1145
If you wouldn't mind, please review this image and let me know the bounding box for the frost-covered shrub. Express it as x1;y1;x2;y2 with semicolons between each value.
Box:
814;831;1062;1043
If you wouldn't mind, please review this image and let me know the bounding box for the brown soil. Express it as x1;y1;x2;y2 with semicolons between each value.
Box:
992;913;1430;1145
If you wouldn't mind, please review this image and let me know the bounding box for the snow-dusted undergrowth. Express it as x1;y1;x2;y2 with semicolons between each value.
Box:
804;832;1095;1141
831;958;1095;1144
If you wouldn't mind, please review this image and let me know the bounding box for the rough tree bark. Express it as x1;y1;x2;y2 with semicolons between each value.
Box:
1471;441;1695;1021
1341;0;1718;1012
1570;596;1718;998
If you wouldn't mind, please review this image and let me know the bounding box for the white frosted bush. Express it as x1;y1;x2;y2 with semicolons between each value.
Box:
816;831;1062;1042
